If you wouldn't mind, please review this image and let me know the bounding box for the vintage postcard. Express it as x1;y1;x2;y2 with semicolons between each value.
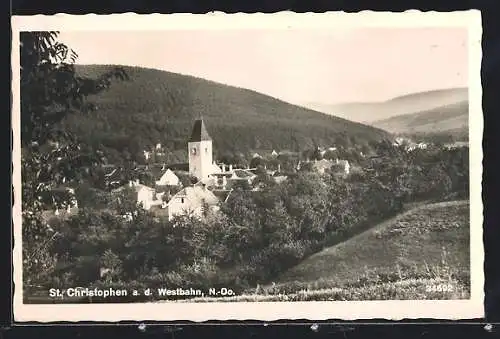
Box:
11;10;484;322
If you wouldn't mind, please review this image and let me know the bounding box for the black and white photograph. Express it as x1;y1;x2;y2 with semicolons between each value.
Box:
11;11;483;321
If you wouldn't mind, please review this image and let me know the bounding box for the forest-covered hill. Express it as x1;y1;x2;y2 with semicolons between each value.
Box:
371;100;468;137
60;65;390;163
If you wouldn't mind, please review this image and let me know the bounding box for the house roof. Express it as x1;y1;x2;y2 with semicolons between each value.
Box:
150;166;178;181
212;189;233;203
168;185;219;206
210;163;222;174
148;164;166;180
233;169;255;178
189;119;212;142
112;182;155;194
196;177;216;186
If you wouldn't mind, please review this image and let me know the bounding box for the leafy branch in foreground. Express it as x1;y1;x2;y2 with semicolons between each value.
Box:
19;31;128;292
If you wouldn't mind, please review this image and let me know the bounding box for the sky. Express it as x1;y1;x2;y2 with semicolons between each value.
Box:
58;28;468;105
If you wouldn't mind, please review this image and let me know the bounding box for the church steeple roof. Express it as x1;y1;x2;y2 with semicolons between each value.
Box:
189;118;212;142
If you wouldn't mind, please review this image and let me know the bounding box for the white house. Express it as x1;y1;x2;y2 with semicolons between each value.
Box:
312;159;333;174
311;159;350;175
230;169;257;183
335;159;350;175
209;165;257;190
155;168;180;186
41;186;79;216
273;175;288;184
113;180;161;210
166;184;220;221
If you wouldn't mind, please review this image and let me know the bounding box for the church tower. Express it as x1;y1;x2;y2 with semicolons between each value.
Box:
188;118;213;181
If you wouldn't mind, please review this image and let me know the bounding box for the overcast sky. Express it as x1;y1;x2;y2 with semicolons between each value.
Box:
58;28;468;104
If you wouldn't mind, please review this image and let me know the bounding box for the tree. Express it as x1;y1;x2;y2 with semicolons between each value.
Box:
249;156;266;169
20;32;128;293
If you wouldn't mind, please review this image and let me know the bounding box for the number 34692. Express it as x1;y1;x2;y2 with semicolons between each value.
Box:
426;284;454;292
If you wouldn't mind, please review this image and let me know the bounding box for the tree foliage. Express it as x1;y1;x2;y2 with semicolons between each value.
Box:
20;31;128;293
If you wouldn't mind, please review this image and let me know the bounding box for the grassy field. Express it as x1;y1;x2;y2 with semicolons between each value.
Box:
172;200;470;302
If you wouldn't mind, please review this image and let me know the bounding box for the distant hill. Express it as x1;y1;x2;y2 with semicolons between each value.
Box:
64;65;390;162
302;88;468;123
371;100;468;136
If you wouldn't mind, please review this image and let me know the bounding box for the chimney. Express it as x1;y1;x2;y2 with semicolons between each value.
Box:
222;175;227;188
278;164;281;172
129;180;133;187
222;163;226;172
229;164;233;172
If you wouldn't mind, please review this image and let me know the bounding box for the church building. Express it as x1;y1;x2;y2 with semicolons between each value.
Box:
188;118;222;181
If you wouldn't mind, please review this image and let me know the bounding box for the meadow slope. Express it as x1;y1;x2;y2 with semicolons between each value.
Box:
174;200;470;302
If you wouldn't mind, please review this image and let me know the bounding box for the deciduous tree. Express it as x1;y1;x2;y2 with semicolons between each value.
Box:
20;31;128;293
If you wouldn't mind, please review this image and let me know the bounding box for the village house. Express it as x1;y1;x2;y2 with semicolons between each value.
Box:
311;159;332;174
338;159;350;173
309;158;350;175
405;142;428;152
165;184;220;221
331;159;350;176
393;137;407;147
102;165;125;189
444;141;469;150
209;164;259;190
155;167;181;186
47;186;79;215
112;179;162;210
272;172;288;184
